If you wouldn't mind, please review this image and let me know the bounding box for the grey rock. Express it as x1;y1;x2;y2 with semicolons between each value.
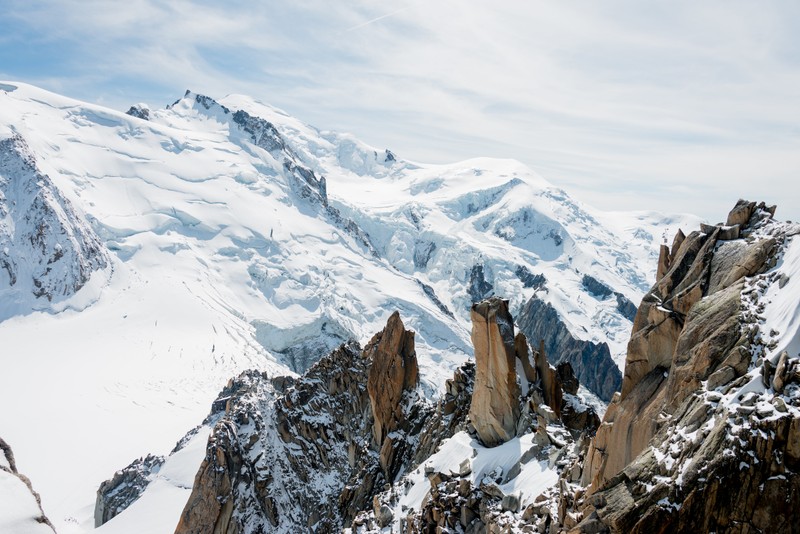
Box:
502;493;521;513
95;454;165;527
517;295;621;401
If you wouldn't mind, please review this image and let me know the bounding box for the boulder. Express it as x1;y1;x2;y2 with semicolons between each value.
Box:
726;199;756;227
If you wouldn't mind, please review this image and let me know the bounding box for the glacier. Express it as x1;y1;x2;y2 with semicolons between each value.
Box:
0;81;700;533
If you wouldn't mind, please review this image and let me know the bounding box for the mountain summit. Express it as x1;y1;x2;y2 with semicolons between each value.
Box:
0;82;698;531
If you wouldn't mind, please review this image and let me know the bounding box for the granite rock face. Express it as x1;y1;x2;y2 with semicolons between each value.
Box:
468;297;522;447
366;311;419;476
558;200;800;534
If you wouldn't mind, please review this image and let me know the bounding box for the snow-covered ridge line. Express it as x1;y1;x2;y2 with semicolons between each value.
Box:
0;81;701;532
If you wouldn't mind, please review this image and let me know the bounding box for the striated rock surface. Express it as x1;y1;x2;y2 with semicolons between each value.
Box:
518;295;621;401
555;200;800;533
468;297;522;447
0;437;56;533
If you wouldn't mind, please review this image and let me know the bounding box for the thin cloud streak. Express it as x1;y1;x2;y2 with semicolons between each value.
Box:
344;7;410;32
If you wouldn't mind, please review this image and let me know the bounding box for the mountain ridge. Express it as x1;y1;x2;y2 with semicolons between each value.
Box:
0;81;700;532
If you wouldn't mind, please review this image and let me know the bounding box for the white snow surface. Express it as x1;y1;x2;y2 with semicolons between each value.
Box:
96;426;211;534
763;228;800;362
0;82;701;532
0;469;54;534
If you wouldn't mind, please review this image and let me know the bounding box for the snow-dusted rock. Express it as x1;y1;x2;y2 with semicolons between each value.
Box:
0;437;55;534
0;134;108;319
560;201;800;533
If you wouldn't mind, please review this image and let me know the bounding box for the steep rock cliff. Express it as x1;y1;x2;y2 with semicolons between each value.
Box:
557;200;800;533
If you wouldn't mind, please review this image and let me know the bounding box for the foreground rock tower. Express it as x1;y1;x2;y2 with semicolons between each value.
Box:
468;297;522;447
560;200;800;533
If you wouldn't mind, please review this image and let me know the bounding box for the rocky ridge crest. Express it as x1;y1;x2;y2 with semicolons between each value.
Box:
135;297;600;533
553;200;800;533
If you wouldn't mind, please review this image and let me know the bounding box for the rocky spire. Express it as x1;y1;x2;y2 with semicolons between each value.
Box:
365;311;419;477
366;312;418;445
468;297;522;447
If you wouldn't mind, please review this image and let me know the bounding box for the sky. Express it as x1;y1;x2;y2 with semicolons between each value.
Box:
1;0;799;222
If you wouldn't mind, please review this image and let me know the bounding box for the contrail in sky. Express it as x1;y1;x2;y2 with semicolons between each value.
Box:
345;7;410;32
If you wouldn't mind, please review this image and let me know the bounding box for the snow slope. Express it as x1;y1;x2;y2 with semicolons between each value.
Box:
0;81;700;532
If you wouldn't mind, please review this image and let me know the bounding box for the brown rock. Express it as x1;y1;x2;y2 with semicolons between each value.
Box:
557;361;579;395
656;244;671;281
515;332;537;384
535;339;564;417
366;311;418;448
670;229;686;259
773;351;790;393
726;199;757;227
468;297;522;447
175;422;238;534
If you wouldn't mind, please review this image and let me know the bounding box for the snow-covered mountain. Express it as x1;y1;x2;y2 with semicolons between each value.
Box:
0;81;699;533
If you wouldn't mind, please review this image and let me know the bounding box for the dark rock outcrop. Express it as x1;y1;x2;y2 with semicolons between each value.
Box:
582;274;638;322
515;265;547;289
467;264;493;303
95;454;165;527
416;279;455;318
517;296;621;401
581;275;613;298
174;349;376;534
125;105;150;120
614;293;638;322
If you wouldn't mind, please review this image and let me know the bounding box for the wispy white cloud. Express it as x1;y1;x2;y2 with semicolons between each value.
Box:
1;0;798;220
